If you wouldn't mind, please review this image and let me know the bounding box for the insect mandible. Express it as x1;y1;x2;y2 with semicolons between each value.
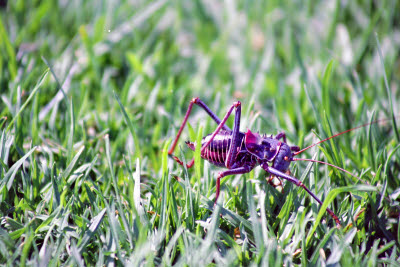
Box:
168;97;386;226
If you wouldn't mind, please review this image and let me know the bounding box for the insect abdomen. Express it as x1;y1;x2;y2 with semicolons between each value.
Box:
201;131;231;166
186;131;245;167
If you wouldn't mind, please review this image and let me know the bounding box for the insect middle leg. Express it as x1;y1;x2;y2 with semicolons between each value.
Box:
185;100;244;203
215;165;254;202
203;101;247;202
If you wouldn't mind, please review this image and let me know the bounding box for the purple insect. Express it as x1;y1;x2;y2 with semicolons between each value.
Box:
168;98;379;226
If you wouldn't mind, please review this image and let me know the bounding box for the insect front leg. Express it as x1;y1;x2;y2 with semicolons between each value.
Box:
168;97;231;167
266;175;284;192
275;132;300;152
262;164;341;226
275;132;287;143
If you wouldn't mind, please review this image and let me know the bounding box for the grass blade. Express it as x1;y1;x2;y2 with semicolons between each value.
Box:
77;208;106;253
2;146;37;191
306;185;377;245
375;33;399;142
114;91;142;159
6;70;49;132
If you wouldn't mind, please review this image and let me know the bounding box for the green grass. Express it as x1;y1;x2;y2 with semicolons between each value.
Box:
1;0;400;266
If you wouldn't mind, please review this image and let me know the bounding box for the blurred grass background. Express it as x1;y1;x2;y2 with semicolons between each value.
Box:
0;0;400;265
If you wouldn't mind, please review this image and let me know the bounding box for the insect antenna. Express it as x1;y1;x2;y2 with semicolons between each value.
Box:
293;117;397;156
292;158;364;183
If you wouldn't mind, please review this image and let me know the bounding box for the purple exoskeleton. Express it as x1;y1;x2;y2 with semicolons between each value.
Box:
169;97;351;226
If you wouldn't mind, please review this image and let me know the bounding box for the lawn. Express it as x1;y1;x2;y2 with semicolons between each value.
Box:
0;0;399;266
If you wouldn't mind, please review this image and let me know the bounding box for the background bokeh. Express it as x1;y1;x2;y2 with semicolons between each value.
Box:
1;1;399;265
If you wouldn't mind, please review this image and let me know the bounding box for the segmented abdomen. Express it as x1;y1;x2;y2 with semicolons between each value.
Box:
199;130;245;167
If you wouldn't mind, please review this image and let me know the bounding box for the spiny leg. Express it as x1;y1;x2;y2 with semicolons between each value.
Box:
171;100;242;169
168;97;231;167
201;101;241;159
263;164;341;226
215;165;254;203
275;132;287;143
275;132;300;152
224;102;242;168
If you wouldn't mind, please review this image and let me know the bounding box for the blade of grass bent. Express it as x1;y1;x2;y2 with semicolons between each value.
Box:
6;70;49;132
62;146;85;180
322;60;335;118
114;91;142;159
77;208;107;253
306;184;377;246
105;134;136;253
2;146;37;191
247;181;263;250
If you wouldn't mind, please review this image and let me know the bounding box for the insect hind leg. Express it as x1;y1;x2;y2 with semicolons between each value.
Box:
168;97;231;159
